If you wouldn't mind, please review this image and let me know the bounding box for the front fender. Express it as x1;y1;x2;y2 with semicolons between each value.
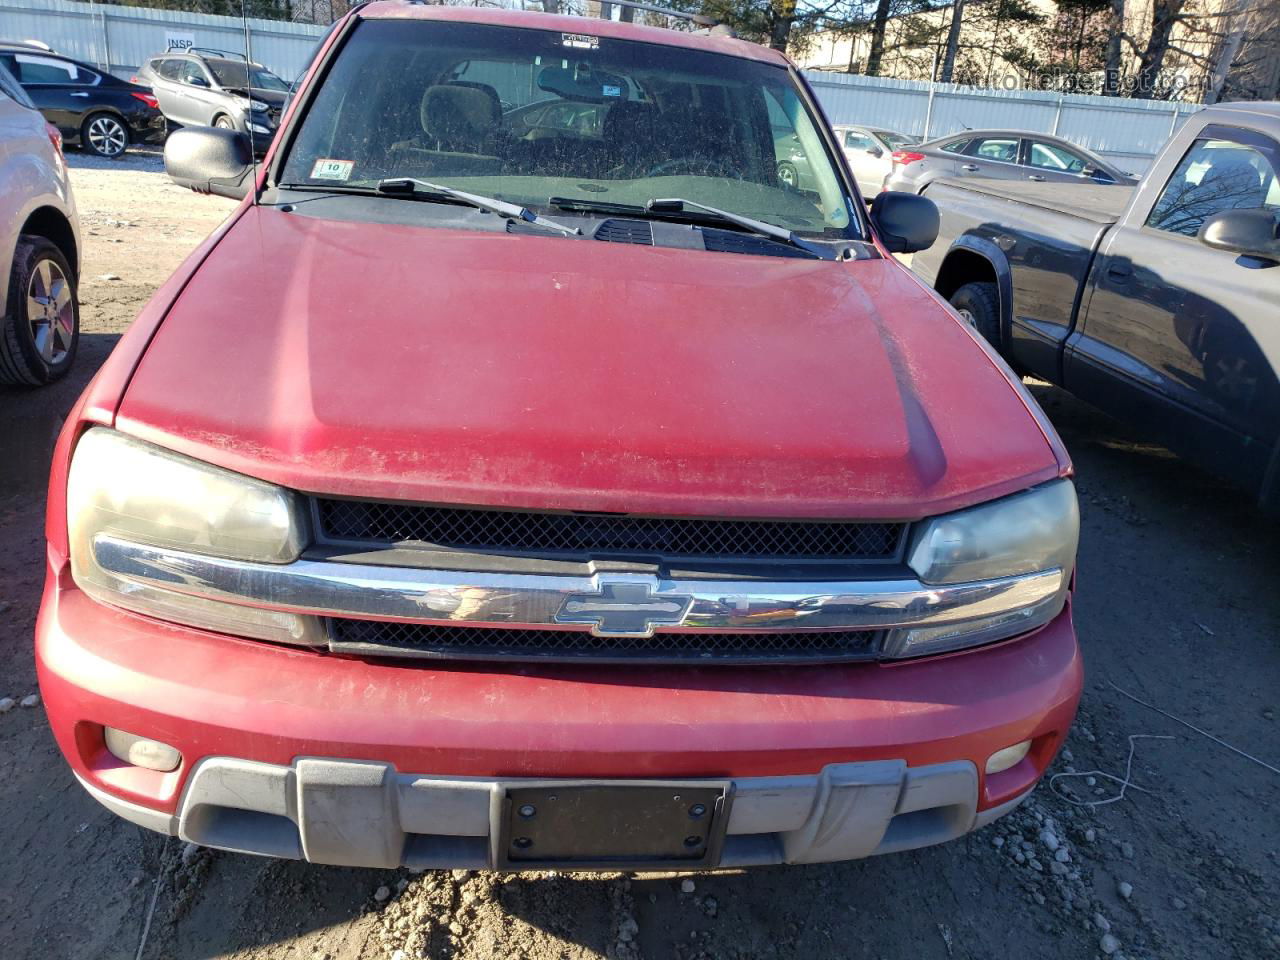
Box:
0;149;77;317
941;234;1015;347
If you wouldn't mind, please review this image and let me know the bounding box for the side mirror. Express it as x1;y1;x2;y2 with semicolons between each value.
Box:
870;191;938;254
185;74;210;87
866;146;883;158
164;126;254;200
1199;208;1280;262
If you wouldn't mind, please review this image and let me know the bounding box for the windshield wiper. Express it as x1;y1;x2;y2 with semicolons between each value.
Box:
646;198;837;260
548;196;836;260
377;178;581;238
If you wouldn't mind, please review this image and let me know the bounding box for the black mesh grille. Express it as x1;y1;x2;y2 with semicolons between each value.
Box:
328;619;881;664
315;499;904;562
595;218;654;245
701;228;815;259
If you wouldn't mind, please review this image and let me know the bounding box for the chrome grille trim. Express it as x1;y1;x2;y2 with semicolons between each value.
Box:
91;535;1064;643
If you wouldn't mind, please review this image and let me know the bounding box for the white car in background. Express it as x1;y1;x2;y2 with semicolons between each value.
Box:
833;125;920;197
0;59;79;386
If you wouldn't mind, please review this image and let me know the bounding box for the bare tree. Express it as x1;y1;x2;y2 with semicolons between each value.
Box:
939;0;964;80
1102;0;1124;93
864;0;894;73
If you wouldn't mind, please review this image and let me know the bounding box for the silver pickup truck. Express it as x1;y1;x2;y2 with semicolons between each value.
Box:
913;102;1280;509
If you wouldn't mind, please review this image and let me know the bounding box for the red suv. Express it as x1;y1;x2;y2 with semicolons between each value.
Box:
38;2;1081;872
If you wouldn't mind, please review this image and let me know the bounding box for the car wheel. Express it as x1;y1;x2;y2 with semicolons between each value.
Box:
82;112;129;158
0;236;79;386
776;162;799;189
949;281;1001;346
214;115;236;131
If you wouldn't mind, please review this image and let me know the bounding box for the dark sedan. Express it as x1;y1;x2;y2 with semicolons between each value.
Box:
0;42;166;157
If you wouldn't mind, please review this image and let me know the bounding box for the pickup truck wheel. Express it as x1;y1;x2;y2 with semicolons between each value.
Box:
0;236;79;386
949;282;1001;346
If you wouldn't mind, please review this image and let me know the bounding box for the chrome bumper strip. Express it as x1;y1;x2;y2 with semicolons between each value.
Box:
93;535;1064;637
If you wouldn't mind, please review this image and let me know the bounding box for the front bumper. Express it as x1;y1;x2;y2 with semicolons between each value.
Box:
37;577;1081;870
79;755;1032;870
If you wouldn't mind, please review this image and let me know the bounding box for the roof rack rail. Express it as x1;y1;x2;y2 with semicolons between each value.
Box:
595;0;718;27
188;47;250;62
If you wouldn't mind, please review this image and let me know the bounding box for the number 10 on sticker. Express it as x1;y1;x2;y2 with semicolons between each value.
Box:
311;158;354;181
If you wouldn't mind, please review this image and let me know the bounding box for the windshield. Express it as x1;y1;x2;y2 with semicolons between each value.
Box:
280;20;856;238
874;130;916;150
208;60;290;92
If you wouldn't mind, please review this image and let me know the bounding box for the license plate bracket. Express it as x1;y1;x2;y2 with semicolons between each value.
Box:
492;781;732;870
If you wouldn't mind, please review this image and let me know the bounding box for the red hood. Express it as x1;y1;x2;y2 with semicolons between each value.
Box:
115;206;1063;520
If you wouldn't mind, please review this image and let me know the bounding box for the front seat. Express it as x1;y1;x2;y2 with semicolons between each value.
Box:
388;84;503;176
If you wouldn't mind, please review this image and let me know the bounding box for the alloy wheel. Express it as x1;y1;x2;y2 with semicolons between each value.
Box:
87;115;127;157
27;258;74;364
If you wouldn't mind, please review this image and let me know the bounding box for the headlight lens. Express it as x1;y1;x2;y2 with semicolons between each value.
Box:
67;427;320;645
883;479;1078;658
906;479;1079;584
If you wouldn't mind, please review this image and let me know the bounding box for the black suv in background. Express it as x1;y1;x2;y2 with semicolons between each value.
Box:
135;49;289;153
0;42;166;157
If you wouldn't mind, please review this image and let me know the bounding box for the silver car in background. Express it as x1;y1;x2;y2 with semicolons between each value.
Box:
832;125;918;196
884;129;1137;194
0;60;80;386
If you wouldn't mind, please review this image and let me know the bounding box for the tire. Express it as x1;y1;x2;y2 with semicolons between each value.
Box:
776;162;799;189
0;236;79;386
214;114;236;131
949;281;1001;346
81;112;129;158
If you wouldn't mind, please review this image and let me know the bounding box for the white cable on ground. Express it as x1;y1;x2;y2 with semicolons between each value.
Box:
134;836;169;960
1048;734;1175;807
1106;679;1280;776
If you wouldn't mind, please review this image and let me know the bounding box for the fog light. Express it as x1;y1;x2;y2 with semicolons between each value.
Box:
985;740;1032;775
104;728;181;772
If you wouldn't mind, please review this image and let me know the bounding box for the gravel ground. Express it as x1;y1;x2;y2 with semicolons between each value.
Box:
0;147;1277;960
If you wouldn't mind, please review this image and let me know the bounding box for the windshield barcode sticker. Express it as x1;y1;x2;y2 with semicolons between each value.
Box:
311;158;353;181
562;33;599;49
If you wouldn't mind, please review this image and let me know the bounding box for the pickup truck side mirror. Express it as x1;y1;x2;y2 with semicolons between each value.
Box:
1199;208;1280;263
164;126;254;201
870;191;939;254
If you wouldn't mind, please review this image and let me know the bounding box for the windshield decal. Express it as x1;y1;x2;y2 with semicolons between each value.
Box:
561;33;599;50
311;158;354;181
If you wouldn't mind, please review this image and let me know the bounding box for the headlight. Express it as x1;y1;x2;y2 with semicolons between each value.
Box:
883;479;1078;658
67;428;321;645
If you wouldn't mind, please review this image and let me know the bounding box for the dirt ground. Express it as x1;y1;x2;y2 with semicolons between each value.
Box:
1;148;1278;960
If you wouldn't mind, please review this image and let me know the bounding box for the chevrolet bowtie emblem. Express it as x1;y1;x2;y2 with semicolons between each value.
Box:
555;581;693;638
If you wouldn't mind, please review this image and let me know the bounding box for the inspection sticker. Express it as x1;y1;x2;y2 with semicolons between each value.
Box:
311;158;354;181
562;33;599;49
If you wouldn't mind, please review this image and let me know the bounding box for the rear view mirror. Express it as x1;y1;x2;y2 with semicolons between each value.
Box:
164;126;254;201
870;191;938;254
537;64;628;104
1199;208;1280;262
